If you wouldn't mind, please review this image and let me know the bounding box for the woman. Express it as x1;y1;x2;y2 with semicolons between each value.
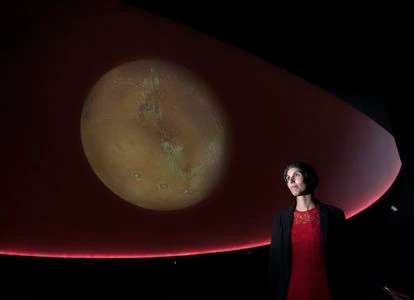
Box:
267;161;347;300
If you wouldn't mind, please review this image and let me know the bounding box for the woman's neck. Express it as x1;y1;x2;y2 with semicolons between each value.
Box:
295;194;315;211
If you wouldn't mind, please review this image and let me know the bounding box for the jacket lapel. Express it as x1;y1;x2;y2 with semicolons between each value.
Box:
318;201;329;253
283;204;295;267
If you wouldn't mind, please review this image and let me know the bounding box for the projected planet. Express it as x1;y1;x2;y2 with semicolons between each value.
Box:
80;60;228;211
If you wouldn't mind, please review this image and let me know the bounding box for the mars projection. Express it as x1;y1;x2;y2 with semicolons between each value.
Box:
81;60;228;211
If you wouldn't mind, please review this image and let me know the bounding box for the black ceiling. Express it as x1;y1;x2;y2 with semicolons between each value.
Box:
122;1;397;133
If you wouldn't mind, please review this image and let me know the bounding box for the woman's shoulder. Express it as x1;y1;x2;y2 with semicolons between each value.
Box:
272;205;294;220
319;201;346;220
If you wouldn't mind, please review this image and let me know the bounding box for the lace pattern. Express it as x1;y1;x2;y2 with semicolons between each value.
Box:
293;207;320;225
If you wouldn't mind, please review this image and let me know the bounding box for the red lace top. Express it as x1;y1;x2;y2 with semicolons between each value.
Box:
286;206;332;300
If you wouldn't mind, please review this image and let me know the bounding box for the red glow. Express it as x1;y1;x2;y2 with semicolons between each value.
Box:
1;0;401;259
0;242;271;259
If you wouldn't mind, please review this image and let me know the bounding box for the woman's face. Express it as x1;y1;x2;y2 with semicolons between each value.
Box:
285;167;307;197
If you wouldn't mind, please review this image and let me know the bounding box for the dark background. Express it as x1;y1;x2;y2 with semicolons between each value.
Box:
2;1;413;299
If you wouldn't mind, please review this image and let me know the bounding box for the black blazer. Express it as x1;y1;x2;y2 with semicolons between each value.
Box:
267;200;347;300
